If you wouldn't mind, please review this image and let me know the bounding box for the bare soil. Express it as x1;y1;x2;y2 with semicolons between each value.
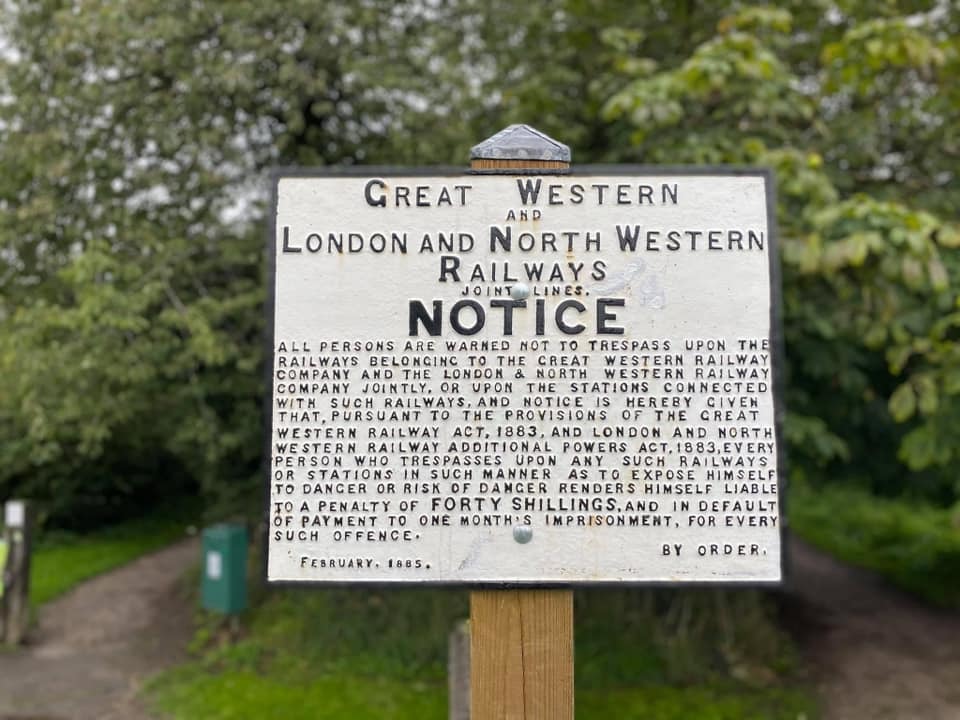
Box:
785;535;960;720
0;539;198;720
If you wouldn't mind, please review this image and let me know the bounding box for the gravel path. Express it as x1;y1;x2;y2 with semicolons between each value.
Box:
786;535;960;720
0;538;198;720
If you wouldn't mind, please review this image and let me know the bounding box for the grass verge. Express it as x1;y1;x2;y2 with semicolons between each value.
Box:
151;671;814;720
790;481;960;607
147;587;816;720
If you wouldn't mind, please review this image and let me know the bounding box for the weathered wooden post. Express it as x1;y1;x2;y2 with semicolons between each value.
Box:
2;499;33;645
264;126;784;720
468;126;574;720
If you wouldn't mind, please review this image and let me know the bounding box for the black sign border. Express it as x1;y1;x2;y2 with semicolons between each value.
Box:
263;166;788;590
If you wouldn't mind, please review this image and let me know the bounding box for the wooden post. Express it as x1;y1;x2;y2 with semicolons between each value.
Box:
468;126;574;720
470;590;573;719
2;499;33;645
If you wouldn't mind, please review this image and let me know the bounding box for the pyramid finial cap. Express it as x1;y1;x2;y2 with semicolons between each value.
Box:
470;124;571;162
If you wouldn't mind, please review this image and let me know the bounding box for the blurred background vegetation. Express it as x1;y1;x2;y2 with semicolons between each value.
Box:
1;0;959;717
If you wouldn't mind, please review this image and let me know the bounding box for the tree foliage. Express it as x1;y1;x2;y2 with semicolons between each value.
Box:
600;1;960;503
1;0;958;525
0;0;488;524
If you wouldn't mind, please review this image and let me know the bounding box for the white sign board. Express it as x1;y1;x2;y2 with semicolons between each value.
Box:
4;501;25;529
267;170;783;585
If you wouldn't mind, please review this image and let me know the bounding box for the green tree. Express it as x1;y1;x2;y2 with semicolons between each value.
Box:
1;0;957;526
0;1;492;525
601;2;960;504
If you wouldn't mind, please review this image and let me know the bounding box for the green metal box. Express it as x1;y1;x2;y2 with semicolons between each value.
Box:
201;523;248;614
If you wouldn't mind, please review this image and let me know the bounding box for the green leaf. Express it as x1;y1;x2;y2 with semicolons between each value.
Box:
915;375;939;416
888;383;916;422
927;257;949;291
899;426;941;470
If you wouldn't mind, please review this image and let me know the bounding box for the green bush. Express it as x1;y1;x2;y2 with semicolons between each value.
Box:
790;481;960;607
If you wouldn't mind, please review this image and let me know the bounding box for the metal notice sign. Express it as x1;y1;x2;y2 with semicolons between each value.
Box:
267;169;783;585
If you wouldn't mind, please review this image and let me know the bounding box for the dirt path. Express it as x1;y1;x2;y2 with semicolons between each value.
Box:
1;533;957;719
786;535;960;720
0;538;198;720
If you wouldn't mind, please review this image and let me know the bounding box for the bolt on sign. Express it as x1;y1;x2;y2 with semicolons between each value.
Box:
266;168;784;585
